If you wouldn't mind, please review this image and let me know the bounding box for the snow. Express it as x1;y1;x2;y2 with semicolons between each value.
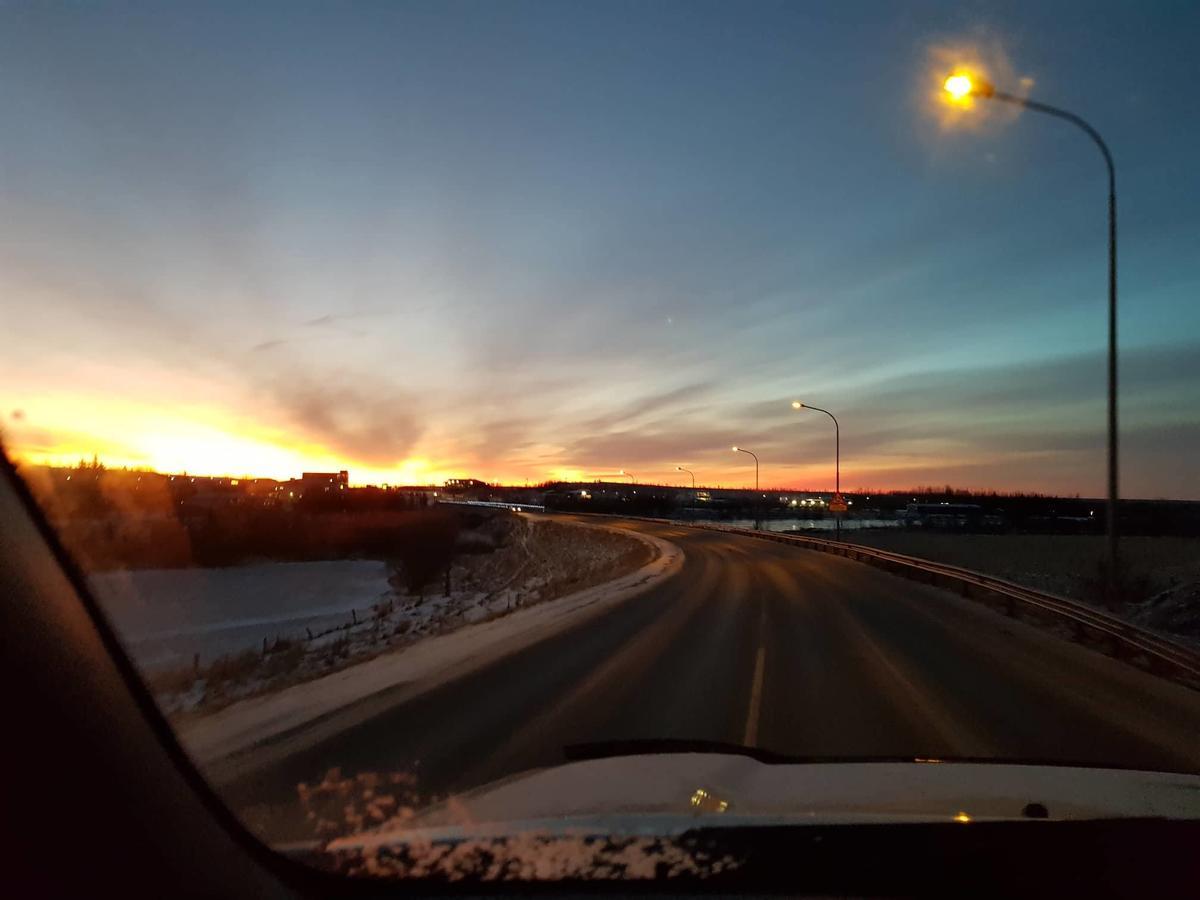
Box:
83;514;664;719
178;522;683;769
89;560;393;670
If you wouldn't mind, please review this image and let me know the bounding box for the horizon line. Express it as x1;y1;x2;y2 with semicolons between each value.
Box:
11;458;1191;503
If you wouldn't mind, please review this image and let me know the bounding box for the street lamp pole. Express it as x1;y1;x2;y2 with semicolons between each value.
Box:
618;470;635;483
732;446;760;529
677;466;696;517
731;447;759;491
793;402;840;539
945;74;1119;604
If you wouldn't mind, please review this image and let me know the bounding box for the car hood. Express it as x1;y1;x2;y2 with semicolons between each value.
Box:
328;754;1200;850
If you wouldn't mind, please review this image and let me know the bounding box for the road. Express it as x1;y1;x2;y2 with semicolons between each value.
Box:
218;517;1200;838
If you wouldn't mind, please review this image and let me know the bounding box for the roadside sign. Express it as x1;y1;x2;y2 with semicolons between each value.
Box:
829;495;848;513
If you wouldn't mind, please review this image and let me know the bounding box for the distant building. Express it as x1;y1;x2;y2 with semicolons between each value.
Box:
242;478;282;496
444;478;488;491
898;502;982;528
295;471;349;495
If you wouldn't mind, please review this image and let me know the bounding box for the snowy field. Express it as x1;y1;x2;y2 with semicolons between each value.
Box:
90;560;393;670
88;516;652;716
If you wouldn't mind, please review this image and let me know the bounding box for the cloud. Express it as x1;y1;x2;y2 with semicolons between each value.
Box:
303;308;430;329
859;342;1200;417
753;342;1200;495
268;374;423;466
250;338;290;352
564;424;743;469
571;381;718;433
538;340;1200;496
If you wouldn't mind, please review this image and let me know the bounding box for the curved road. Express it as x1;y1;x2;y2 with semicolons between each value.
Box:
220;517;1200;836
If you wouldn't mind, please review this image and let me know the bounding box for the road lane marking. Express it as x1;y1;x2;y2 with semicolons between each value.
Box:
455;555;726;784
743;645;766;747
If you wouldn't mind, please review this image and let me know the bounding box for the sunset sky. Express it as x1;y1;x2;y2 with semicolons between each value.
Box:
1;1;1198;496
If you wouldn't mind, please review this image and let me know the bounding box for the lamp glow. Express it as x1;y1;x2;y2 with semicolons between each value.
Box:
944;73;973;100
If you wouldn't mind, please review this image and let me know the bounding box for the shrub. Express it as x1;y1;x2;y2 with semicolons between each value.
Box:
262;643;306;679
205;649;262;689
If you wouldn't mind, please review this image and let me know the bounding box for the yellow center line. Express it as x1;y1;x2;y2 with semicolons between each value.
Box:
743;647;766;746
743;605;768;747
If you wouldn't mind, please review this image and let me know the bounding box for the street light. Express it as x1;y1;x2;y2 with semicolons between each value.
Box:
793;401;841;539
730;446;759;492
943;73;974;101
677;465;697;516
618;469;635;483
942;70;1120;604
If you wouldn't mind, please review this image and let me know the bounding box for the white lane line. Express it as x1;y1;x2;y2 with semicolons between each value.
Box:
743;645;767;747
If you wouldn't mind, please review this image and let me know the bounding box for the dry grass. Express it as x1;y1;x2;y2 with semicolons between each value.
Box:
452;518;651;606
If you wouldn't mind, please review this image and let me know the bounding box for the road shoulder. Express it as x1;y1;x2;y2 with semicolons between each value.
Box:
182;520;683;777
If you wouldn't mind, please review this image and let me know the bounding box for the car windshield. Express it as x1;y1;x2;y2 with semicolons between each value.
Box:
3;0;1200;884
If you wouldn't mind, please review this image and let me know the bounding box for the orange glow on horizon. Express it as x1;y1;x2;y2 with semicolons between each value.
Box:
3;393;1084;494
4;391;459;486
7;431;1024;494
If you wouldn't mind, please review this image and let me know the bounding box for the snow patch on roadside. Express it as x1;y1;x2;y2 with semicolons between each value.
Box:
132;516;651;716
180;523;682;770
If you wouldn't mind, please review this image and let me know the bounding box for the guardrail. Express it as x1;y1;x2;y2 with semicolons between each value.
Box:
691;522;1200;691
564;512;1200;691
438;499;547;512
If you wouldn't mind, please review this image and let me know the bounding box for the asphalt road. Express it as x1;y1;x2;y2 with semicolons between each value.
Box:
219;517;1200;838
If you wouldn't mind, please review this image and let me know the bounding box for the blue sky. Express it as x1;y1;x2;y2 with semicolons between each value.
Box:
1;1;1198;496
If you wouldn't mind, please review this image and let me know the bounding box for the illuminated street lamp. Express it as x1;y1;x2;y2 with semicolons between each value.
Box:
793;401;841;539
731;446;759;492
618;469;635;483
942;70;1120;603
791;402;839;495
943;73;974;101
677;465;697;514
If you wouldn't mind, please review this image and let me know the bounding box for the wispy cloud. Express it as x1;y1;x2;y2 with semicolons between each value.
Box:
250;338;291;352
571;381;719;433
267;373;423;467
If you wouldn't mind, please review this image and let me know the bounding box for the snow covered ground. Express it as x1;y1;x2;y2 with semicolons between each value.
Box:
90;560;393;670
181;523;682;772
91;515;661;719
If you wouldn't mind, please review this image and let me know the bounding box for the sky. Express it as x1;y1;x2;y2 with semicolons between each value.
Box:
1;1;1198;497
